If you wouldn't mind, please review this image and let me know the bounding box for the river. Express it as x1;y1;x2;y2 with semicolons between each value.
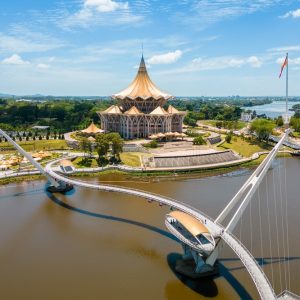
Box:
244;101;295;119
0;158;299;300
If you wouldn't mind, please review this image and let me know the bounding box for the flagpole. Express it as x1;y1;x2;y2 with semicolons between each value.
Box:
285;53;289;123
285;52;289;125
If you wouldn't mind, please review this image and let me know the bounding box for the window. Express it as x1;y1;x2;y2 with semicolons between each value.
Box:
196;234;212;245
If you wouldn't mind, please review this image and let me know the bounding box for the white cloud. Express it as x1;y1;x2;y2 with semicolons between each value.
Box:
280;8;300;19
268;45;300;53
0;26;66;54
276;56;300;65
147;50;182;64
2;54;30;65
177;0;285;28
165;55;263;74
247;56;262;68
59;0;141;29
37;63;50;69
84;0;128;13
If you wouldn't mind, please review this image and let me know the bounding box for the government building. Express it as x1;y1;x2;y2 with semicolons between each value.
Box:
98;56;185;139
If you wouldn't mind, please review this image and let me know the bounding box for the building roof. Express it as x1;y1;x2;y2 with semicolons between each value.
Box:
124;106;143;115
31;151;52;158
168;211;209;236
81;122;104;134
112;56;172;101
149;106;169;115
103;105;122;114
87;136;96;142
167;105;180;114
60;159;74;167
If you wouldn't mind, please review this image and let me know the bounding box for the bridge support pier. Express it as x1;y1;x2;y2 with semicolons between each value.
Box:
175;244;219;278
46;181;74;193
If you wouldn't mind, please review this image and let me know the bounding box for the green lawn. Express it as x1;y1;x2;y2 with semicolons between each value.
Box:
0;139;69;152
200;120;247;130
72;157;99;168
291;131;300;138
120;152;145;167
72;152;146;168
218;136;271;157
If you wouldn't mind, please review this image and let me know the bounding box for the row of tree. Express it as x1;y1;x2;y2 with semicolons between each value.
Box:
79;133;124;166
184;105;243;126
0;99;114;132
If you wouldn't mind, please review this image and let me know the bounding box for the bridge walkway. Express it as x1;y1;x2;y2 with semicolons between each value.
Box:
45;159;276;300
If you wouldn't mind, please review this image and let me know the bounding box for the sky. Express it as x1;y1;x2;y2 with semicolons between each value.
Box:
0;0;300;97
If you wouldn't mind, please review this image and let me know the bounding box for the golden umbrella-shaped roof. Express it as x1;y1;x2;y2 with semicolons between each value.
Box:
156;132;165;138
81;122;104;134
149;134;158;139
112;56;172;101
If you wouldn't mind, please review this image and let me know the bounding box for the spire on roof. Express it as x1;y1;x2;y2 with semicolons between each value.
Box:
138;55;147;73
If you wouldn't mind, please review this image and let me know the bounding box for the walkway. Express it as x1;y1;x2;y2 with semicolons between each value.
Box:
45;158;276;300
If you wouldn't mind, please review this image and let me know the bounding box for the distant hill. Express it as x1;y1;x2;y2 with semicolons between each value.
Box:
0;93;15;97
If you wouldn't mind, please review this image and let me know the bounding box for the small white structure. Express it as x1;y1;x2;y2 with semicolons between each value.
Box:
240;112;252;122
59;159;75;174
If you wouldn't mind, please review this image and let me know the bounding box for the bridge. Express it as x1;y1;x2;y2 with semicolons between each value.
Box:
0;127;298;300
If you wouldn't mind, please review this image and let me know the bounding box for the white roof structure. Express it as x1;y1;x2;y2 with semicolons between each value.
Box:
81;122;104;134
124;106;143;115
103;105;122;114
149;106;169;115
112;56;172;101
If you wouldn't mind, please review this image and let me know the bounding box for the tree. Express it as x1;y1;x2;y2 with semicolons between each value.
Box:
216;121;223;128
225;132;232;143
148;140;158;148
193;136;206;145
290;117;300;132
95;134;110;165
250;119;274;141
108;133;124;161
79;137;93;157
276;116;284;127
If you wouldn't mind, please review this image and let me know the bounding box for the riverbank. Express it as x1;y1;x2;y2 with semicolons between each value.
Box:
0;152;293;186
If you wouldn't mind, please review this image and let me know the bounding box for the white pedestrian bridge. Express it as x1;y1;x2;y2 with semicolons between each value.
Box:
46;159;276;300
0;127;298;300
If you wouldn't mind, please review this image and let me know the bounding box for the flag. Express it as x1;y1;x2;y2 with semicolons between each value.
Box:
279;54;288;78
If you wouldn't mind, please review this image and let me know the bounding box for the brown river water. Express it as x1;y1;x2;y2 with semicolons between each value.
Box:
0;158;299;300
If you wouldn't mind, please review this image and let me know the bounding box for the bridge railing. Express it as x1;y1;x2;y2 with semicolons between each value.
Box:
62;175;215;217
224;230;276;299
47;159;277;299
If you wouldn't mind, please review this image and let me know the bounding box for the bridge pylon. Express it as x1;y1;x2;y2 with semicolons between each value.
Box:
0;128;73;193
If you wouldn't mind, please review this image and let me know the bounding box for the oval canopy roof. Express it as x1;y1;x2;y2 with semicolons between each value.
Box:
168;211;210;236
112;56;172;101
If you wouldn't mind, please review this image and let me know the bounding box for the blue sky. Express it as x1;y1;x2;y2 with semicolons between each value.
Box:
0;0;300;96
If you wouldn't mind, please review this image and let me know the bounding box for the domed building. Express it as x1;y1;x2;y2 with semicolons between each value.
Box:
98;56;185;139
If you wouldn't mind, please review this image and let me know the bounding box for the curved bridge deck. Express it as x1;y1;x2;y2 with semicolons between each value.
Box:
45;159;276;300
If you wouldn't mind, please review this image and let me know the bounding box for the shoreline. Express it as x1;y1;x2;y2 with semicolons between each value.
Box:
0;152;292;186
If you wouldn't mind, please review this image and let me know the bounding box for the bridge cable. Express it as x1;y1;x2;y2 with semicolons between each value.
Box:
281;154;291;291
257;185;264;269
283;153;291;291
265;173;275;286
278;159;288;289
239;198;243;248
272;169;283;292
249;183;253;255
